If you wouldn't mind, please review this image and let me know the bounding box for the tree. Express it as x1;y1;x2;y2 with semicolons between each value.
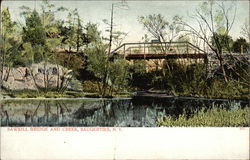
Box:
211;33;233;53
86;1;129;97
176;0;237;82
0;8;20;83
138;14;181;49
86;43;110;96
85;22;102;45
138;14;182;72
241;19;250;42
102;2;129;56
232;37;250;53
87;42;129;97
22;10;46;46
108;58;129;95
59;9;85;52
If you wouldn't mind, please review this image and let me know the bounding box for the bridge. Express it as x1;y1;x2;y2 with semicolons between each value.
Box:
111;41;208;62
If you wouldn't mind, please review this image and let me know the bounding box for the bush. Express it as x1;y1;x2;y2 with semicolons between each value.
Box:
69;78;82;91
158;106;249;127
82;80;100;93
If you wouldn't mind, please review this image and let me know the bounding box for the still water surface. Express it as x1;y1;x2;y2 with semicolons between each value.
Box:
0;97;248;127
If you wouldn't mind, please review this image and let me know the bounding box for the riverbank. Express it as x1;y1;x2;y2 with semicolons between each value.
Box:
134;91;249;101
0;89;249;100
0;90;133;99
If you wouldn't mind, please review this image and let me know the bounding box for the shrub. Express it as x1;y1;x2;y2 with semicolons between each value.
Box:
158;106;249;127
82;80;100;93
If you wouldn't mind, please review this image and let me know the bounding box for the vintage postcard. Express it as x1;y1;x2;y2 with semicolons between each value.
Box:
0;0;249;159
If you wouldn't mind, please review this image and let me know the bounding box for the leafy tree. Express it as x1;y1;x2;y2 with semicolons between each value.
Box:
40;0;62;54
85;22;102;45
59;9;85;52
22;10;46;46
211;33;233;53
108;59;129;94
0;8;20;82
55;53;85;76
87;42;129;97
87;43;109;96
232;37;249;53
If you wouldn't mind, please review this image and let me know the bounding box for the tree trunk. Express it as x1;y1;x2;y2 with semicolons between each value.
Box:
28;67;40;90
56;64;60;91
108;4;114;56
43;62;47;91
97;81;102;96
4;65;11;82
216;51;228;82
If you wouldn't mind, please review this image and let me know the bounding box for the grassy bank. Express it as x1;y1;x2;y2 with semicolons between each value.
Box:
0;90;132;98
158;107;250;127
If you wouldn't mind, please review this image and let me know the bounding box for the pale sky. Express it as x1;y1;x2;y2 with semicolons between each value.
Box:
2;0;250;43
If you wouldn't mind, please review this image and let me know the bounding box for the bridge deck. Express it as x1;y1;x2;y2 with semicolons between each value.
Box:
125;53;207;60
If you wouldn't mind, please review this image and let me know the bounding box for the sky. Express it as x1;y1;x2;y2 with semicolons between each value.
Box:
2;0;250;44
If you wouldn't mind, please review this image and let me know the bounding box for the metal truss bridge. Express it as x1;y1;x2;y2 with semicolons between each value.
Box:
111;41;207;62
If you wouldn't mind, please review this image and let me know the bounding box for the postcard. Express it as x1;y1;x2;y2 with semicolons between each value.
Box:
0;0;249;159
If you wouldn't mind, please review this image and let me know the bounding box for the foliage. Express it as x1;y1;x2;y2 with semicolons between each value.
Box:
22;10;46;46
1;1;249;99
86;43;111;96
55;52;85;76
57;8;88;52
68;78;82;91
0;7;21;86
82;80;100;93
232;37;250;53
211;33;233;53
85;22;102;44
138;14;181;42
4;90;87;98
87;43;109;79
127;61;152;90
225;55;250;85
109;59;129;91
158;106;250;127
176;1;238;82
0;8;20;65
87;42;129;96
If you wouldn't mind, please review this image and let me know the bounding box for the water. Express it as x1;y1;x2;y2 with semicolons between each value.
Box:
0;97;248;127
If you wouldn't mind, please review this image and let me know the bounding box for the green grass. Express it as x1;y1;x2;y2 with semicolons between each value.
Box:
2;90;85;98
1;89;132;98
158;107;250;127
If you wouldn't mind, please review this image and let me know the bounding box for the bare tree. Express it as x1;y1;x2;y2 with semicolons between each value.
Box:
176;0;237;82
241;19;250;42
138;14;181;52
104;1;129;56
138;14;183;71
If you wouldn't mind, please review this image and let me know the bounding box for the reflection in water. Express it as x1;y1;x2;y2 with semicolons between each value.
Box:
0;97;248;127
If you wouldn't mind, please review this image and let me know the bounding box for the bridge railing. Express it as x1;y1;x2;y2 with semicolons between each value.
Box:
111;41;206;57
